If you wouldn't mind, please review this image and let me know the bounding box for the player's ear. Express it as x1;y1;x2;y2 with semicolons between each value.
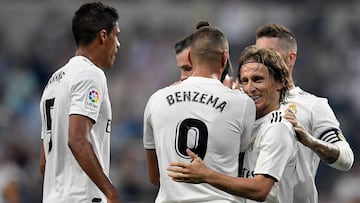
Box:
188;52;193;66
289;51;297;62
99;29;107;44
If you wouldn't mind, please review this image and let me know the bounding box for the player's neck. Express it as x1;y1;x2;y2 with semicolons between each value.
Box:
75;47;101;68
288;80;295;90
192;70;221;80
192;64;222;80
256;103;280;119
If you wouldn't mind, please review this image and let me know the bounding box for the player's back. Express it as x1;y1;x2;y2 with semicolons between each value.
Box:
144;76;255;202
40;56;109;202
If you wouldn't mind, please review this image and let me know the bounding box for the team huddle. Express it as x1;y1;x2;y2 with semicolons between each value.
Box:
143;18;354;203
39;2;354;203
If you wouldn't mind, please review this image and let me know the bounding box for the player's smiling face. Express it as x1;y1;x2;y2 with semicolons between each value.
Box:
239;62;282;119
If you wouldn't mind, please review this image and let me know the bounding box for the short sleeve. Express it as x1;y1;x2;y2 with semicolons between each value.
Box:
69;69;105;122
239;98;256;152
311;98;354;171
143;95;155;149
254;122;296;181
311;98;340;139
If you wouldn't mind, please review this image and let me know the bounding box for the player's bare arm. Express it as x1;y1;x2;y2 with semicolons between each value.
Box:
40;143;46;177
68;115;121;203
167;149;274;202
145;149;160;187
284;112;339;164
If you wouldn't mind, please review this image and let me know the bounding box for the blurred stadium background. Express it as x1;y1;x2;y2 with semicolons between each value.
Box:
0;0;359;202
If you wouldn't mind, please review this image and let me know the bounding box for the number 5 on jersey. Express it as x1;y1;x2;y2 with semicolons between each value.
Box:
44;98;55;153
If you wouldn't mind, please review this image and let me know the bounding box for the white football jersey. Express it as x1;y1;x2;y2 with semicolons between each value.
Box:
241;110;297;203
40;56;112;203
144;76;256;203
281;86;353;203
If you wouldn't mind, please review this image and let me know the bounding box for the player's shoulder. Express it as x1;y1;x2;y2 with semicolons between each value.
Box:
146;85;174;104
265;111;285;126
290;86;326;100
67;56;105;77
264;111;296;141
253;111;295;145
263;110;293;131
43;64;69;90
288;86;330;105
226;89;254;103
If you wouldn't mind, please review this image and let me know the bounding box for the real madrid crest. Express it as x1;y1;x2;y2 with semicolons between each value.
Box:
285;103;297;114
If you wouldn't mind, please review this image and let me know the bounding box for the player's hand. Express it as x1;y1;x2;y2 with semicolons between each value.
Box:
167;149;208;184
222;75;233;89
283;111;298;127
293;124;316;148
232;78;241;90
284;112;314;147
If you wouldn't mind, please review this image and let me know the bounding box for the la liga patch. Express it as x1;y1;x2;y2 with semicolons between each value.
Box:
85;89;100;111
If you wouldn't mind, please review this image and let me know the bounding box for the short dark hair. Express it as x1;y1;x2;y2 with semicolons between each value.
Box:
72;2;119;46
238;45;290;103
190;26;228;62
256;22;297;52
174;35;193;54
195;21;232;82
174;21;211;54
